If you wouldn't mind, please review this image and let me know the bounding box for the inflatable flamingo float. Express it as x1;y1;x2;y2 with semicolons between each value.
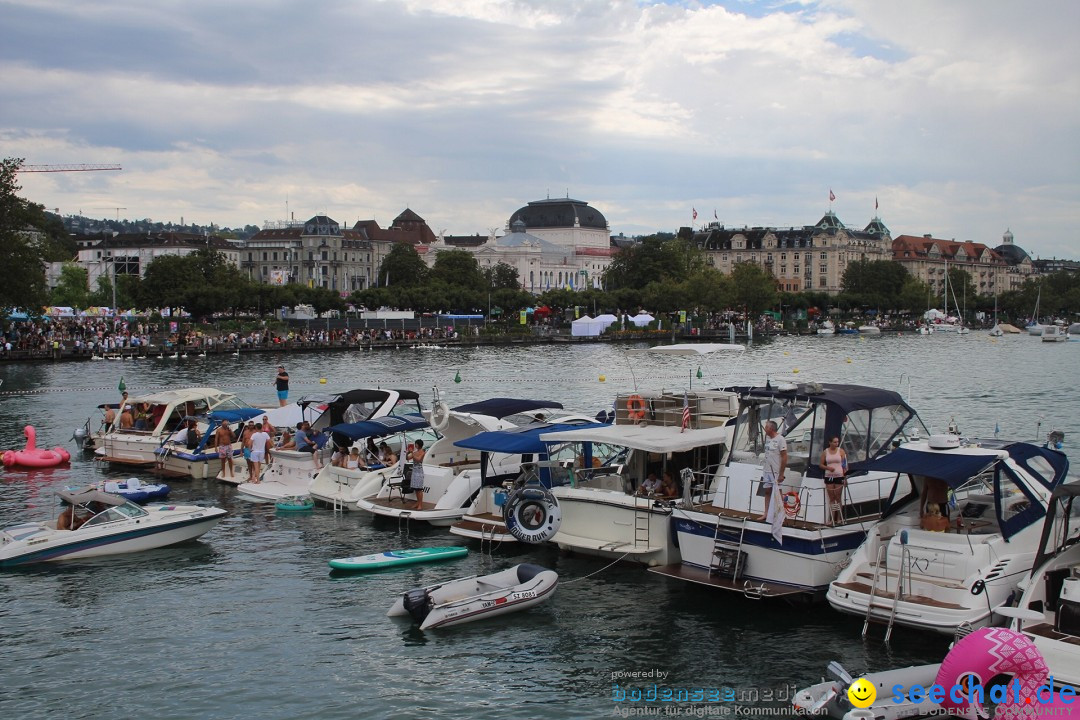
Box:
935;626;1075;719
2;425;71;468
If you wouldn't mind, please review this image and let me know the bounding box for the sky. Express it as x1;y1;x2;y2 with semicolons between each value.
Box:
2;0;1078;259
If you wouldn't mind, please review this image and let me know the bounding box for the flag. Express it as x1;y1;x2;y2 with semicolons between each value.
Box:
714;208;718;220
829;189;836;202
994;421;1000;438
692;207;698;221
681;392;690;433
875;196;879;211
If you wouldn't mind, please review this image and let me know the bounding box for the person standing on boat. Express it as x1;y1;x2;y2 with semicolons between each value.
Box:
407;439;426;510
758;420;788;542
819;436;847;526
249;424;271;483
215;421;235;480
275;366;289;407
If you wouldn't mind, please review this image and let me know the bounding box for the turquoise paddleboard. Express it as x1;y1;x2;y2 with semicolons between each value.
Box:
328;546;468;571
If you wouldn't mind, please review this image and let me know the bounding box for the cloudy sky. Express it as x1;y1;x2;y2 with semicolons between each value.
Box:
2;0;1077;258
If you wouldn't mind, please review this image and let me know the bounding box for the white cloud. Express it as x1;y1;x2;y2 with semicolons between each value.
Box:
2;0;1077;258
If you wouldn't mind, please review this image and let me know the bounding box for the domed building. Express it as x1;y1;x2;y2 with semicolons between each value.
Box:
507;197;610;251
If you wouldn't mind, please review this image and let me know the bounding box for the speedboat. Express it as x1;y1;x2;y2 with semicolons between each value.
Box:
309;412;432;511
827;435;1072;635
655;382;927;599
816;320;835;335
1041;325;1067;342
535;388;742;567
0;486;226;567
448;422;595;544
357;397;591;526
94;387;252;473
387;563;558;630
857;324;881;334
230;389;416;500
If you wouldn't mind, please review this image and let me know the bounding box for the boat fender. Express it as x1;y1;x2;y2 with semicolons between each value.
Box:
402;588;432;623
503;487;562;544
430;402;451;432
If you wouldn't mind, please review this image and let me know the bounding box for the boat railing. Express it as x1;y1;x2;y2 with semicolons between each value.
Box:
711;470;892;527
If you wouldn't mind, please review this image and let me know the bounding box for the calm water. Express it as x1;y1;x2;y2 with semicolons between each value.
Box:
0;334;1076;720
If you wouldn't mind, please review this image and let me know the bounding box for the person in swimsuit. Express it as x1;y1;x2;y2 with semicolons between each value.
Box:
215;421;235;479
819;436;848;526
407;439;426;509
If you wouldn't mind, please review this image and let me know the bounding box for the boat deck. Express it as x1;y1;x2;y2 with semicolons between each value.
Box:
831;580;966;610
686;503;878;533
366;496;438;512
1023;623;1080;646
649;563;806;598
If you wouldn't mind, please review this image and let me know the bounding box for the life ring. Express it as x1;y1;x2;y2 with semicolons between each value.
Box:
782;491;801;518
430;402;451;432
503;486;562;544
626;394;646;421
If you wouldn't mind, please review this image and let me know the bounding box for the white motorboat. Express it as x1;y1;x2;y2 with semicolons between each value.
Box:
387;563;558;630
1003;483;1080;689
449;422;594;544
816;320;835;335
857;324;881;334
357;397;592;526
658;382;927;599
1041;325;1067;342
230;389;417;500
827;436;1073;636
0;486;226;567
93;387;251;474
308;412;432;511
536;389;742;567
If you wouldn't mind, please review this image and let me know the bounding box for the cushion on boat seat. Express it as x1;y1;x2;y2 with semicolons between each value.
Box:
516;563;549;584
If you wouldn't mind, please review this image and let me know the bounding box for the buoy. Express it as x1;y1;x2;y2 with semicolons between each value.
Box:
783;351;789;356
846;358;852;363
598;374;606;382
319;378;327;384
454;370;462;384
118;376;126;392
696;365;703;379
792;368;799;374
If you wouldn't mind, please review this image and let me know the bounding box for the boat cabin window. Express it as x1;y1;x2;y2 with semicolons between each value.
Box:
81;507;130;527
729;398;818;472
115;503;149;519
843;405;924;465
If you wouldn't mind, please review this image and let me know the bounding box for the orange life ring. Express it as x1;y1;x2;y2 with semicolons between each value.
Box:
782;491;801;518
626;394;646;420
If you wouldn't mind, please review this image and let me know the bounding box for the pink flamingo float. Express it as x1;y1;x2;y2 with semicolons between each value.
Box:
2;425;71;468
935;626;1074;718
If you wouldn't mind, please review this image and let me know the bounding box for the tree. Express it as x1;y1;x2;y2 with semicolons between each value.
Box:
603;235;700;290
0;157;49;314
378;243;427;287
430;249;484;290
897;276;933;315
841;259;909;310
51;264;90;308
483;262;520;290
731;262;778;313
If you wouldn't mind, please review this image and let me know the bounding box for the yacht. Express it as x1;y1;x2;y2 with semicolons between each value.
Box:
827;436;1072;635
308;412;432;511
355;398;585;525
536;389;742;567
657;382;927;599
229;389;415;500
95;387;251;473
0;486;226;567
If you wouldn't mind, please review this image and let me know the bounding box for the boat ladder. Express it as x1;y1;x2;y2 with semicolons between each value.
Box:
862;534;911;644
710;516;747;582
861;544;887;638
634;496;651;548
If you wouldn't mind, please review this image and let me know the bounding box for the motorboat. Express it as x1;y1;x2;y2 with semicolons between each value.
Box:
0;486;226;567
1041;325;1067;342
827;436;1072;636
1001;483;1080;689
448;422;595;544
356;397;592;526
536;388;742;567
816;320;835;335
657;382;928;599
1068;322;1080;339
230;389;417;501
857;324;881;334
387;563;558;630
309;413;432;511
93;387;252;472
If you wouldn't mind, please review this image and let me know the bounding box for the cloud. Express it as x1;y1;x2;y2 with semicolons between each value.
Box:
2;0;1077;259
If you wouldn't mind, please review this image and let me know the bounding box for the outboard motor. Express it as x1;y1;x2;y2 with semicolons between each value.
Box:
72;418;91;448
401;589;432;624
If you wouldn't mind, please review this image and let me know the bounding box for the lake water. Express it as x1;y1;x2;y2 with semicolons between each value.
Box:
1;333;1076;719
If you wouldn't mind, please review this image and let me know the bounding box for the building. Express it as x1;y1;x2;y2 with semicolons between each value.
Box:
426;196;615;292
688;211;892;293
892;230;1032;297
243;215;374;293
64;232;241;290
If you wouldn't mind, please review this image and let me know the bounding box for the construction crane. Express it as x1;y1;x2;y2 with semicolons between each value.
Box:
20;164;122;173
94;207;128;221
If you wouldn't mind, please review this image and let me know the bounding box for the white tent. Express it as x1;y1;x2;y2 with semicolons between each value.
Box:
571;315;604;337
629;313;655;327
594;313;618;331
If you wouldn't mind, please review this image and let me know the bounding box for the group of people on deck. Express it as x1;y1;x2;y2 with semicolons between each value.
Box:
635;470;681;499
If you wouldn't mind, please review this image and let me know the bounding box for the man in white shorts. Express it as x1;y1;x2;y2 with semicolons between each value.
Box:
249;426;271;483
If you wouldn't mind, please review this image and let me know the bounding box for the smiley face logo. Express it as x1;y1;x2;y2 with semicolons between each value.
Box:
847;678;877;709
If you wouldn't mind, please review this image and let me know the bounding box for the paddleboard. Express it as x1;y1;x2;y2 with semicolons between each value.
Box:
328;546;468;571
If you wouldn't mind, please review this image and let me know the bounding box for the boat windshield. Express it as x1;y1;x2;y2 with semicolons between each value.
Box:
841;404;925;465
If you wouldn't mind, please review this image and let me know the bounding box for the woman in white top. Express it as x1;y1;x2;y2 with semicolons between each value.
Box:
346;447;361;470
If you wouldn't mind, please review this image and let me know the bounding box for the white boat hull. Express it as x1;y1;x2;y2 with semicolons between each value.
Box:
550;487;679;566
